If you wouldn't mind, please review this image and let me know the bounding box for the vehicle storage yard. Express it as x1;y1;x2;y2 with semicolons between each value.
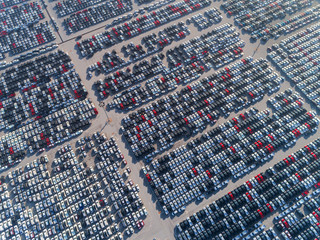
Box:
0;0;320;239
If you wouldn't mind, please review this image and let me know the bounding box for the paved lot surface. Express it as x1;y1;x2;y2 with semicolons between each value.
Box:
1;0;320;239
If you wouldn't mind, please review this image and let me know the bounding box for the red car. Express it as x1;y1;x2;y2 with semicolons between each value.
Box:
146;174;152;182
136;220;144;230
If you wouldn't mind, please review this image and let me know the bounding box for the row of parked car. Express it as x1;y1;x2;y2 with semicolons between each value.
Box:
189;13;212;30
144;90;319;216
0;135;147;240
222;0;313;36
88;21;190;72
120;57;283;159
0;50;72;98
124;21;190;56
75;8;156;58
55;0;105;17
282;192;320;239
98;23;242;110
143;0;174;11
84;22;192;82
64;0;133;33
153;21;189;48
88;45;163;78
0;43;58;70
0;2;44;32
87;50;126;78
204;7;223;24
0;0;29;9
76;30;115;58
251;4;320;41
122;42;147;62
0;69;88;130
109;61;204;111
75;0;210;58
0;97;97;170
110;0;211;41
94;54;165;99
0;50;98;170
188;8;222;31
0;22;56;57
268;22;320;109
176;128;320;240
136;0;154;5
166;23;244;69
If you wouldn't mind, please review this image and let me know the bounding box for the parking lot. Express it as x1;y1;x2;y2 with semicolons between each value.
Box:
0;0;319;239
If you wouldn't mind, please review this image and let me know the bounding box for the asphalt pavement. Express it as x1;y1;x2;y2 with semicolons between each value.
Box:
1;0;320;240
